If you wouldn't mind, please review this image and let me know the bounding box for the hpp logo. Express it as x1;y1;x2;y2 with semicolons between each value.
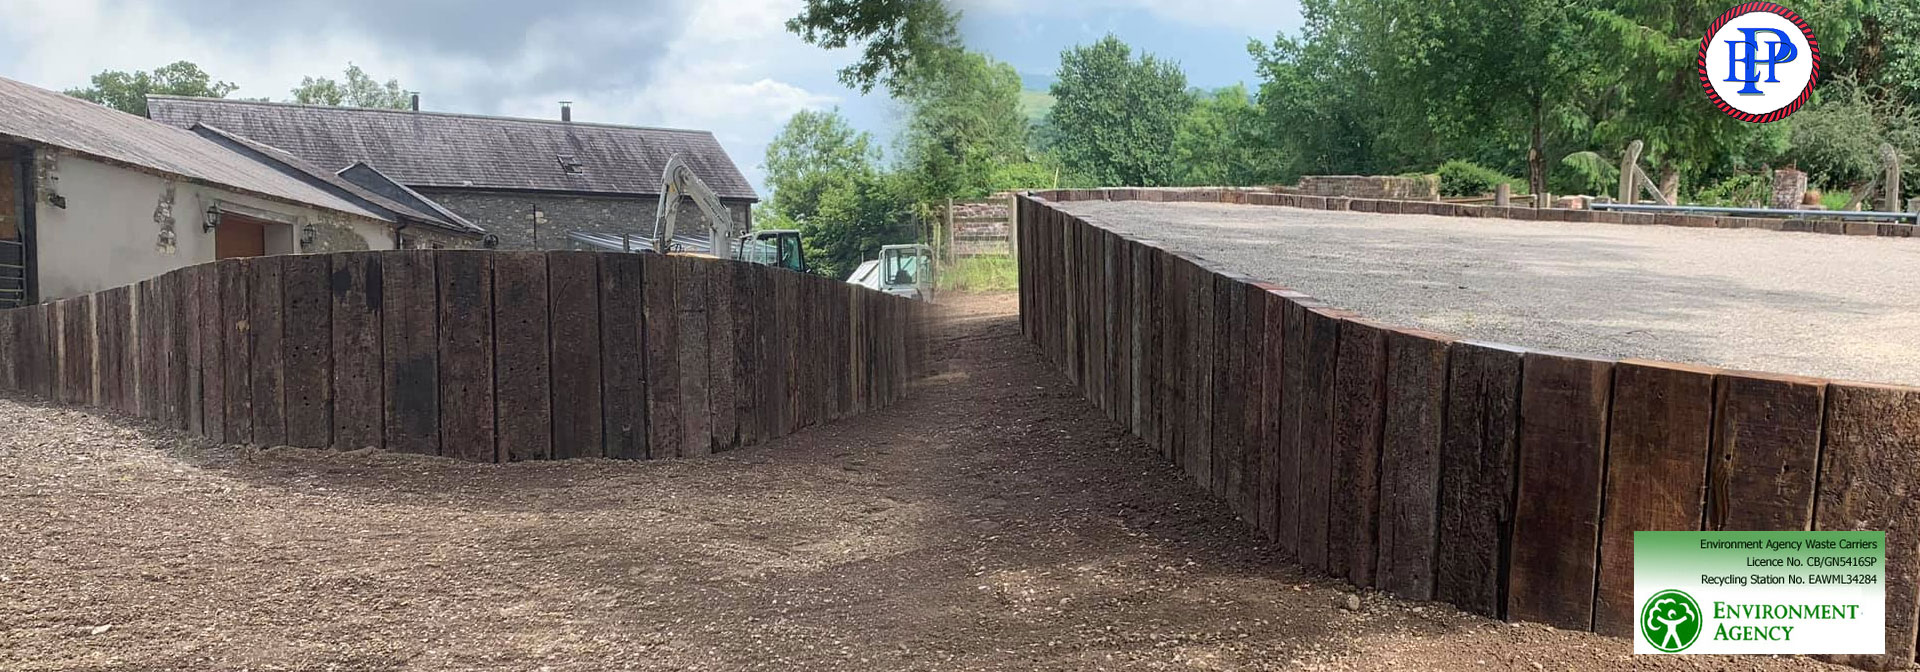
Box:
1697;3;1820;122
1726;27;1797;95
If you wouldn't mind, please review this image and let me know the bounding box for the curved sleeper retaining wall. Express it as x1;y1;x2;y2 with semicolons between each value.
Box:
0;250;929;462
1101;185;1915;238
1016;188;1920;670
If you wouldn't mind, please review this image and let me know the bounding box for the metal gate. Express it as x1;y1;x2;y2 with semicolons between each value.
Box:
0;145;32;308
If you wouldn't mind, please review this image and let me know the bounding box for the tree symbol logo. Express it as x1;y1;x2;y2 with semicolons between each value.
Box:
1641;589;1704;652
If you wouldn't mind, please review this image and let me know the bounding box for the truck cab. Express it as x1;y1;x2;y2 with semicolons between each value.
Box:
737;229;806;273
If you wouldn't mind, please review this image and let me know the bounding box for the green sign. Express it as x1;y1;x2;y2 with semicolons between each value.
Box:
1634;531;1884;655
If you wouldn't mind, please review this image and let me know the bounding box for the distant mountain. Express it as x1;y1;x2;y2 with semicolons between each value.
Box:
1019;89;1055;124
1019;72;1057;92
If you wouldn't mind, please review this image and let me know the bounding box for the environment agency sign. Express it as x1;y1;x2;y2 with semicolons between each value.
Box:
1635;531;1884;655
1697;3;1821;122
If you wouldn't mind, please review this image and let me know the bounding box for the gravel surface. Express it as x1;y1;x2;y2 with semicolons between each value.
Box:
0;294;1841;670
1059;201;1920;386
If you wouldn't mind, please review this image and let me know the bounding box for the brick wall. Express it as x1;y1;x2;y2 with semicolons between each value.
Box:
417;188;753;252
1298;175;1440;200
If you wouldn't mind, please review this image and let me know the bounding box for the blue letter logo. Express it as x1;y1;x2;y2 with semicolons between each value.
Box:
1698;3;1821;122
1725;28;1797;95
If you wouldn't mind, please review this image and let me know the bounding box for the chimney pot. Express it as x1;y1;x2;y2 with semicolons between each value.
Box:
560;101;572;122
410;93;419;111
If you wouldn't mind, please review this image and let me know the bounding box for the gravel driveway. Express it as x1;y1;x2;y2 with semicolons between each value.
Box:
1057;201;1920;386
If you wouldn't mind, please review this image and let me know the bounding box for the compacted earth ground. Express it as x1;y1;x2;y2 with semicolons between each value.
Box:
1057;200;1920;386
1;293;1840;671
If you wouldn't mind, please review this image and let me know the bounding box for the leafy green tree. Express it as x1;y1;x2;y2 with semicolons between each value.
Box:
799;172;915;280
65;61;239;115
786;0;962;95
765;108;880;190
1583;0;1867;192
1784;77;1920;192
1251;0;1600;193
1173;85;1275;186
1047;36;1192;187
1415;0;1598;197
896;50;1040;201
1248;16;1380;182
1831;1;1918;102
291;64;411;109
1245;0;1878;197
760;109;912;279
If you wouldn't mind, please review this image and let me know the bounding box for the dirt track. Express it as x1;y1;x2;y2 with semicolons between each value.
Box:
0;293;1839;671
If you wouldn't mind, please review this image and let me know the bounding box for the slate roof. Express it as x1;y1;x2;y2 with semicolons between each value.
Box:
192;124;481;235
336;162;484;235
0;76;388;221
147;96;759;201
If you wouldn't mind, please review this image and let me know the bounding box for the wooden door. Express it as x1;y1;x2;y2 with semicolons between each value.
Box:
216;214;267;259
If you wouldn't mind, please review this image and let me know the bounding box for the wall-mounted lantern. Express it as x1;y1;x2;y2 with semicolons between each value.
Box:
299;223;317;248
203;205;221;232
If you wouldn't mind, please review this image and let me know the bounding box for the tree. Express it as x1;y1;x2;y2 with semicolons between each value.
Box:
291;64;411;109
787;0;962;95
1405;0;1598;197
1248;13;1382;183
1250;0;1600;193
896;50;1040;202
65;61;239;115
1173;85;1276;186
765;109;880;194
1048;36;1192;187
1784;76;1920;192
1583;0;1867;192
760;109;911;279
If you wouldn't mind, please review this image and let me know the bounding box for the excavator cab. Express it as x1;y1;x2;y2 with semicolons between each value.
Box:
737;229;806;273
877;244;934;301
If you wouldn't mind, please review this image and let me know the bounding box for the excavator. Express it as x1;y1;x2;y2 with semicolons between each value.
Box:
652;154;807;273
847;244;935;302
568;154;806;273
642;156;932;302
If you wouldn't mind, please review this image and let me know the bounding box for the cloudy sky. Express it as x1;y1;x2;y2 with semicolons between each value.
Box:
0;0;1303;195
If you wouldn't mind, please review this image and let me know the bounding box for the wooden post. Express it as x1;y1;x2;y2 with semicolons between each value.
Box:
1882;143;1902;213
1006;193;1018;260
1637;170;1668;206
943;197;955;266
1618;140;1643;204
1494;183;1511;207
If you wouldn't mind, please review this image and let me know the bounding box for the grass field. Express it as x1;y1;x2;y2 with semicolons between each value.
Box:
937;254;1017;293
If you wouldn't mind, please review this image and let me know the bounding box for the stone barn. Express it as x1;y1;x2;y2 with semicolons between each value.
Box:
146;96;759;251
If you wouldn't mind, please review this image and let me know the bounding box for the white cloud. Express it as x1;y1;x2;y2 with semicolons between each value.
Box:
958;0;1299;36
497;0;849;193
0;0;854;195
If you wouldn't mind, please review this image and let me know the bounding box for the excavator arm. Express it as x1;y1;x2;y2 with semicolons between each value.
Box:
652;154;737;259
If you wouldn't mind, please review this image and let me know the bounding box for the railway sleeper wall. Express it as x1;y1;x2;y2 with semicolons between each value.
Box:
0;250;929;463
1017;188;1920;671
